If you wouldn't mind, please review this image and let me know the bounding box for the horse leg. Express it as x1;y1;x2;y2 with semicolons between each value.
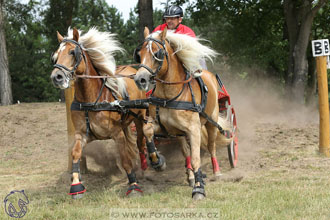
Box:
205;122;221;177
116;129;143;197
143;119;166;171
134;119;147;171
188;123;206;200
69;134;87;199
68;146;87;173
178;136;194;187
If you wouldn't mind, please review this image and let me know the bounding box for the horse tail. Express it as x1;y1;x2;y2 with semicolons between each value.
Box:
123;123;138;161
201;115;232;150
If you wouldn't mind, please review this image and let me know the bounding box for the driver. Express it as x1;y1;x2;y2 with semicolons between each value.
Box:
153;5;207;70
153;5;195;38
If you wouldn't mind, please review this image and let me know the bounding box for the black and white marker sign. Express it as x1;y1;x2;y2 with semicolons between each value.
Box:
312;39;330;57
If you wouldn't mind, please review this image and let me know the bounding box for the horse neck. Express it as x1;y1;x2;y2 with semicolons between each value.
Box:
155;52;186;98
74;54;104;103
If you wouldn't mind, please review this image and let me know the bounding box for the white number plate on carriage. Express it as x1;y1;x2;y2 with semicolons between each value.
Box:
312;39;330;57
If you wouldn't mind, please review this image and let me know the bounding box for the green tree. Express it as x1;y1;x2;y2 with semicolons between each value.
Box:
284;0;328;103
0;0;12;105
175;0;329;102
5;0;60;102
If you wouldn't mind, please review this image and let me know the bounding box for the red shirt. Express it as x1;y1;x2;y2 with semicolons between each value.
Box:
153;23;196;38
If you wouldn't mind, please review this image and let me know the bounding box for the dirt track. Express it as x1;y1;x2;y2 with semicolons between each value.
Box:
0;76;320;197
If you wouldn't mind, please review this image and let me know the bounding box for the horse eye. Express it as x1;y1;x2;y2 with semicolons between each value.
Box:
69;50;75;55
155;50;163;60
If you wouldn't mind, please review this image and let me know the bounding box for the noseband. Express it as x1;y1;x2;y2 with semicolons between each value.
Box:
135;37;169;78
53;39;86;80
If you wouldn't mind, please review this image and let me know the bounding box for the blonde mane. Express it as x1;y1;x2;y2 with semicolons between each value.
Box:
150;31;218;77
65;27;126;96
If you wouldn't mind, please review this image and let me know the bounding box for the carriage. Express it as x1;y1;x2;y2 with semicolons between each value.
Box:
51;27;238;200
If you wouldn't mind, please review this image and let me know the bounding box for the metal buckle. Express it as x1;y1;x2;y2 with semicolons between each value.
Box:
195;105;202;112
135;99;142;106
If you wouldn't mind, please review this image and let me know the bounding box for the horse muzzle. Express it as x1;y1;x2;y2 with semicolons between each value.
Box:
134;71;152;91
51;69;70;89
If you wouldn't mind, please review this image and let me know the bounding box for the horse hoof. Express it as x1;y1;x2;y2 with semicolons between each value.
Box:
126;184;143;197
69;182;86;199
72;193;84;199
126;190;143;198
192;185;206;200
214;171;222;177
213;172;223;181
192;193;205;200
152;154;166;171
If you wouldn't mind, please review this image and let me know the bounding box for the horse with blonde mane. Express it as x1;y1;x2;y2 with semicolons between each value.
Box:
50;27;149;198
134;27;231;200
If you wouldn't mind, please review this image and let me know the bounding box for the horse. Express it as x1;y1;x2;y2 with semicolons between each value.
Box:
133;27;231;200
50;27;149;198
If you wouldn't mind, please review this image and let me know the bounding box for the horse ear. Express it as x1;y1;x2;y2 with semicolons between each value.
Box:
144;27;150;38
57;31;64;43
73;28;79;42
160;27;167;41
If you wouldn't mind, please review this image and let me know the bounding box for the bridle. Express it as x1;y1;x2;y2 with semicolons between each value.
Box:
134;37;194;85
134;37;169;79
53;39;86;81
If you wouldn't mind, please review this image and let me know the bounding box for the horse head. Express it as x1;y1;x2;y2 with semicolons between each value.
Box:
50;28;86;89
134;27;171;91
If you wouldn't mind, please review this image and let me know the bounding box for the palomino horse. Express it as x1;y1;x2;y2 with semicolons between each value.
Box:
134;27;230;200
51;27;149;198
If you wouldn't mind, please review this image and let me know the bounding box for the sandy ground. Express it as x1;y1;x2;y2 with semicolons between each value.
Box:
0;74;321;198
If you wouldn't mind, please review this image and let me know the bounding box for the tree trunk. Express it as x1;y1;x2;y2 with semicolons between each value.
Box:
283;0;327;104
0;0;12;105
138;0;153;42
306;47;317;105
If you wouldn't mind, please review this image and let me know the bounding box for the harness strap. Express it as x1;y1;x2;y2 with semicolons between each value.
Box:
71;100;149;112
71;99;149;137
188;81;197;108
85;111;90;137
156;106;168;135
200;111;225;135
149;73;225;136
153;72;190;136
93;79;106;105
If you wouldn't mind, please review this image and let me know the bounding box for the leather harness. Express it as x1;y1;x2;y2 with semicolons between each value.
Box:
147;69;225;137
54;38;224;138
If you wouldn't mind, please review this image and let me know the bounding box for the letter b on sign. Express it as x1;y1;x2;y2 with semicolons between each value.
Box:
312;39;330;57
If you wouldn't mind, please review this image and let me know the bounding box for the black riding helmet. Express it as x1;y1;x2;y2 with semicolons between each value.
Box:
164;5;183;18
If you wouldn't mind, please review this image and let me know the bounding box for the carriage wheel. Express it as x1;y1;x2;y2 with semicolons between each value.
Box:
226;105;238;168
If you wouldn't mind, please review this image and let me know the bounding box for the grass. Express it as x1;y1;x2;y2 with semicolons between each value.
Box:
2;164;330;220
1;103;330;219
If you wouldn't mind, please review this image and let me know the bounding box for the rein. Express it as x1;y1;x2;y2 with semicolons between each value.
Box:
75;74;135;79
75;67;194;85
155;74;193;85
